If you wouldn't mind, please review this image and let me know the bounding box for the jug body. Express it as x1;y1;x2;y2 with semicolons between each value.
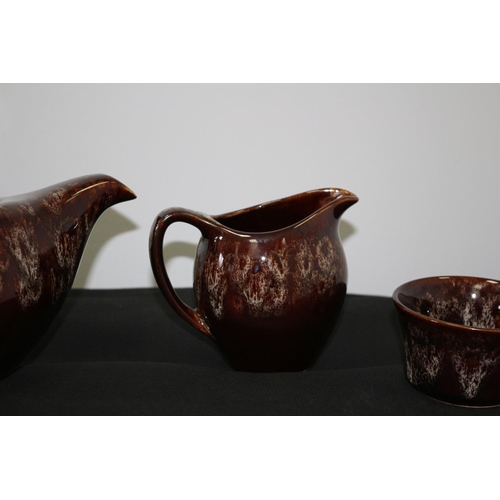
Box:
150;188;358;372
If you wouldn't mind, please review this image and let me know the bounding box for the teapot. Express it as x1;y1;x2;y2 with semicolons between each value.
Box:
0;174;136;377
150;188;358;372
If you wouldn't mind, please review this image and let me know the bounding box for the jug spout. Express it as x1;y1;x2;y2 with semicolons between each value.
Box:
328;189;359;219
0;173;136;378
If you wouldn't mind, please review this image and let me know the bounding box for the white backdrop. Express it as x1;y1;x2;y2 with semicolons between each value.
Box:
1;83;499;296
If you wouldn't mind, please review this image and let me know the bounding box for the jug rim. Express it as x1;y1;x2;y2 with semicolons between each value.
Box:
212;187;358;236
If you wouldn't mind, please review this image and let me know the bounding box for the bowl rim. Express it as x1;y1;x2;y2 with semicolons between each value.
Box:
392;275;500;334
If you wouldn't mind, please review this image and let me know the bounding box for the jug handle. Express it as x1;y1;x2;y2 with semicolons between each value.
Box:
149;208;215;340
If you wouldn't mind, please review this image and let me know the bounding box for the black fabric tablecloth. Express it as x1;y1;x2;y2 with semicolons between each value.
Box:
1;288;499;415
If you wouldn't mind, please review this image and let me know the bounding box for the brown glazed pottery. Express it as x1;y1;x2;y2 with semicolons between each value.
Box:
0;174;136;378
150;188;358;372
393;276;500;407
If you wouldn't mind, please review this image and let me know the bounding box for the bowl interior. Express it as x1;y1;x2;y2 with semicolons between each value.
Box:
394;276;500;330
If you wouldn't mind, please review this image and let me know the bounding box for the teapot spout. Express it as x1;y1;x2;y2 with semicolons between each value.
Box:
63;174;136;215
41;173;137;290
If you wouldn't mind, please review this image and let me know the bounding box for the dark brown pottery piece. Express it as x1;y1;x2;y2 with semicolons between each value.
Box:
0;174;136;378
150;188;358;372
393;276;500;407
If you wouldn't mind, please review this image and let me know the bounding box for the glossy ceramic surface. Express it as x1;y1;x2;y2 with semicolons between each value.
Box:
0;174;136;378
150;188;358;372
393;276;500;406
